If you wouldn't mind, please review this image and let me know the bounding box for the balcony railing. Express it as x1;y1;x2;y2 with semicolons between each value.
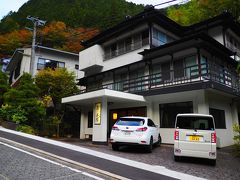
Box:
104;38;149;60
79;63;240;95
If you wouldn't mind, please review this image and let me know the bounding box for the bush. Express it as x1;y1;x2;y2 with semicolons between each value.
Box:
233;123;240;156
16;125;35;135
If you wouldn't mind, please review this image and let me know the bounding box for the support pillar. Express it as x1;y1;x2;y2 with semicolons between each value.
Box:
92;97;108;144
195;90;209;114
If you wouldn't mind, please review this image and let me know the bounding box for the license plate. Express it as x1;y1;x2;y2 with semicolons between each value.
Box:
189;136;200;141
124;131;131;135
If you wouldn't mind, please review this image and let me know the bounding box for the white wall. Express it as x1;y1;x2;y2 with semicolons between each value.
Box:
208;93;236;147
79;45;104;71
33;50;79;79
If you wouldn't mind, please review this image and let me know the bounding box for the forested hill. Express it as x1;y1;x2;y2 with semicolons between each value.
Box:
0;0;144;34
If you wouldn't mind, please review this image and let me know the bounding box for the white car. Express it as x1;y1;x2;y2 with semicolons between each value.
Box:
110;116;161;152
174;114;217;165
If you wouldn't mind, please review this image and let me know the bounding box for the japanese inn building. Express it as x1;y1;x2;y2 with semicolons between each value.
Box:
62;7;240;148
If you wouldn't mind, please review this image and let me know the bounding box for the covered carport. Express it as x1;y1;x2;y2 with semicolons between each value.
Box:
62;89;146;144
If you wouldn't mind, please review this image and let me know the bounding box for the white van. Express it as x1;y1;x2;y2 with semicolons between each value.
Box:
174;114;216;165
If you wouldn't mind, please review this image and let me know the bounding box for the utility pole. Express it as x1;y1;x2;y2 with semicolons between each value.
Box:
26;16;46;75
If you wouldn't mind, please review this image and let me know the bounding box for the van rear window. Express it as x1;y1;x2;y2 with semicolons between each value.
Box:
176;116;214;130
116;118;145;126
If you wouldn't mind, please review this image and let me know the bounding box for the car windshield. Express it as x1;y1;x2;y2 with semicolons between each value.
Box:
176;116;215;130
116;118;145;126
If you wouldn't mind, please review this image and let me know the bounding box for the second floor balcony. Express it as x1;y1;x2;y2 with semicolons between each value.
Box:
79;63;240;96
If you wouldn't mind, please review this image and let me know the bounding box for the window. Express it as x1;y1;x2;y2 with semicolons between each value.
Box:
185;55;198;78
88;111;93;128
152;28;174;47
104;30;149;60
160;102;193;128
201;56;208;76
37;58;65;70
174;59;184;79
116;118;145;126
75;64;79;70
148;119;156;127
209;108;226;129
176;116;214;130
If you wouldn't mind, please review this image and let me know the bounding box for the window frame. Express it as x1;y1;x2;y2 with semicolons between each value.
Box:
209;108;226;129
159;101;193;128
37;58;65;70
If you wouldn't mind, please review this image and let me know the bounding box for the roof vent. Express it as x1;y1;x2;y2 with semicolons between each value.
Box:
144;5;154;11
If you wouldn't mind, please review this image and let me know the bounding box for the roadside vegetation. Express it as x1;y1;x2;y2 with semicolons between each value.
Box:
233;124;240;156
0;68;78;137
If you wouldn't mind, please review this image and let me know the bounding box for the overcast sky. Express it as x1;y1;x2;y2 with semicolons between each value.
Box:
0;0;186;19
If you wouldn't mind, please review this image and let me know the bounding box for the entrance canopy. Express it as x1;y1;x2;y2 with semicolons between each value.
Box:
62;89;146;105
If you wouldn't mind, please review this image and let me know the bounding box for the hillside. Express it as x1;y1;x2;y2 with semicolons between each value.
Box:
0;0;144;34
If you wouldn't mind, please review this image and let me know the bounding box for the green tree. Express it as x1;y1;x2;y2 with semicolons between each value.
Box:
3;73;46;128
0;71;8;106
35;68;78;113
167;0;240;26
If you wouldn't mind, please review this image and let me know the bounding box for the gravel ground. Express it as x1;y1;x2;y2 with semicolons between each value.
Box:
59;138;240;180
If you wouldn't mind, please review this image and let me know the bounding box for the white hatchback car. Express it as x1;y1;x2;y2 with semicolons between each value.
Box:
110;116;161;152
174;114;217;165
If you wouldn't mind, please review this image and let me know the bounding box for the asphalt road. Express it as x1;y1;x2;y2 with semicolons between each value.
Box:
0;130;175;180
0;143;99;180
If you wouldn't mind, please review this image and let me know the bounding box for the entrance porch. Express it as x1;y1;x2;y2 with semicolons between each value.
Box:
62;89;146;144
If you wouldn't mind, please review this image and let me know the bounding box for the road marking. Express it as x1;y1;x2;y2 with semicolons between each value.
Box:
0;137;128;180
0;174;10;180
0;142;104;180
0;127;206;180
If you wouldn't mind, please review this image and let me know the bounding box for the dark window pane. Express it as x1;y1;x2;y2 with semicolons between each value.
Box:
174;59;184;79
209;108;226;129
88;111;93;128
45;60;58;69
176;116;214;130
161;62;170;81
160;102;193;128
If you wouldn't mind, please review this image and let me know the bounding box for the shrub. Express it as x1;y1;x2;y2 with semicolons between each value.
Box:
233;123;240;156
16;125;35;135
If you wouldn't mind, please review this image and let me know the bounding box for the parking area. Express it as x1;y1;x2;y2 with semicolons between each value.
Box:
60;138;240;180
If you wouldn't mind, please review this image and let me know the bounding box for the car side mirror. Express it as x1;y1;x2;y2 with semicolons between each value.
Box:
155;124;159;128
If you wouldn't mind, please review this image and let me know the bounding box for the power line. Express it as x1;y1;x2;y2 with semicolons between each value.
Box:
154;0;179;7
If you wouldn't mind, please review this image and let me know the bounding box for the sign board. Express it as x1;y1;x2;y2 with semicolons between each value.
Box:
95;102;101;125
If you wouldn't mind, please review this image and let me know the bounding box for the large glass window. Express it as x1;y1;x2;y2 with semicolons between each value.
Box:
37;58;65;70
209;108;226;129
152;28;174;47
104;30;149;60
185;55;198;78
129;63;145;92
160;102;193;128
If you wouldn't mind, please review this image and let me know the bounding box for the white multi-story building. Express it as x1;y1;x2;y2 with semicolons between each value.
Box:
7;45;79;86
62;8;240;147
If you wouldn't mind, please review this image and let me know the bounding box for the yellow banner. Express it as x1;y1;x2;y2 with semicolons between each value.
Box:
95;102;101;125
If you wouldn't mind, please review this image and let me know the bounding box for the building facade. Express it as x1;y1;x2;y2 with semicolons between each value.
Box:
7;45;80;86
62;8;240;147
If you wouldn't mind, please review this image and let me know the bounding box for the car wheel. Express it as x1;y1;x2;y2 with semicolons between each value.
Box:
112;144;119;151
209;159;216;166
155;134;161;147
146;137;153;153
174;155;180;162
